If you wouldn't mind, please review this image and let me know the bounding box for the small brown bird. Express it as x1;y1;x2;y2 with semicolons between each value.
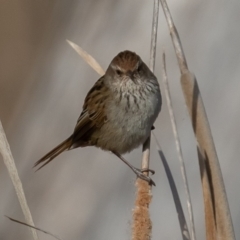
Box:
35;50;161;185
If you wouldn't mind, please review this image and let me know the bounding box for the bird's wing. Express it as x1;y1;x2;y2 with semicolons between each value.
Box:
71;76;110;146
34;77;109;169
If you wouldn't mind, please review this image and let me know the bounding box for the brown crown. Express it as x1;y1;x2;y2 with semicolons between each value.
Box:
111;50;140;72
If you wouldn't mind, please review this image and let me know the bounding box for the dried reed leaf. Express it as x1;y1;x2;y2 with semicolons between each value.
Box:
6;216;62;240
161;52;194;239
66;40;105;76
0;121;38;240
160;0;235;239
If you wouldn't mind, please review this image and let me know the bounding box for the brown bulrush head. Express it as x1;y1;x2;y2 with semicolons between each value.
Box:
132;179;152;240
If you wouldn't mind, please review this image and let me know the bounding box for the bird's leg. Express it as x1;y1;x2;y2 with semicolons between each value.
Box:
112;151;156;186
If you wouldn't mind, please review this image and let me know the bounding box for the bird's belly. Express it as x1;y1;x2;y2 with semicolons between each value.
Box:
97;92;161;154
99;118;150;154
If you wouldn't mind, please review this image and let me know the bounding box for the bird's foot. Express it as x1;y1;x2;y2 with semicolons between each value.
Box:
140;168;155;175
133;168;156;186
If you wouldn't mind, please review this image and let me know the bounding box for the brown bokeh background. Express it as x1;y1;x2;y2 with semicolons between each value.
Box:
0;1;240;239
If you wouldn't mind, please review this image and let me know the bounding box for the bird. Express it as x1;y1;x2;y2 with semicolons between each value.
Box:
35;50;161;185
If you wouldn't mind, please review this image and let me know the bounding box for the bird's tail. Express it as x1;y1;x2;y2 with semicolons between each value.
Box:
34;136;72;171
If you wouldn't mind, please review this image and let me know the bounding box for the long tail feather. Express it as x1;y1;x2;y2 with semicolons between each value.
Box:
34;137;72;170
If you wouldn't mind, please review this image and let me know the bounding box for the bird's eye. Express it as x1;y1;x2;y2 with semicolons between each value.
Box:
116;69;122;75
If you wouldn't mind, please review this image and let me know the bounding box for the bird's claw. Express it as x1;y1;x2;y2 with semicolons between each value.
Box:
134;168;156;186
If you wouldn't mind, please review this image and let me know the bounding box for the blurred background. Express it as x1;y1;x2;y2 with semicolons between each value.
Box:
0;0;240;239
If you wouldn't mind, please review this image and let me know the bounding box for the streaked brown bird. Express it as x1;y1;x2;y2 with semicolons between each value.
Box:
35;50;161;185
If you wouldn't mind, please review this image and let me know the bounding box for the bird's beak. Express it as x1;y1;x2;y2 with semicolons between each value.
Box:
126;71;135;82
